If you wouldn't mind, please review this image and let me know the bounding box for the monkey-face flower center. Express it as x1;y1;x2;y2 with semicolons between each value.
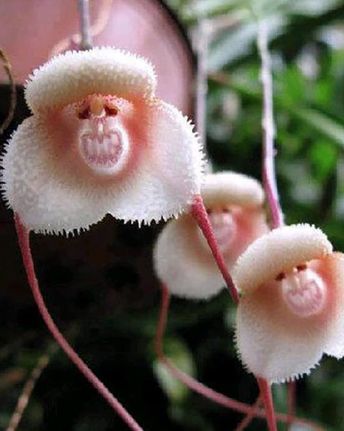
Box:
279;267;327;317
77;96;129;176
206;208;236;253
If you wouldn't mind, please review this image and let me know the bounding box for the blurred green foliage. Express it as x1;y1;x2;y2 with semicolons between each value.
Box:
1;0;344;430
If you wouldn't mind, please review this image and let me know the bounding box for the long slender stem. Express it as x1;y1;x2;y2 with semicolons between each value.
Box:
155;285;323;430
6;350;52;431
14;215;143;431
194;18;209;146
257;378;277;431
257;21;284;229
234;396;262;431
155;285;258;415
191;195;239;303
255;20;285;431
78;0;93;50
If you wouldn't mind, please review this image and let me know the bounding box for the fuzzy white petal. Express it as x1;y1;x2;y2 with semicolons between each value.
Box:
233;224;332;294
154;216;225;299
1;99;203;233
323;253;344;359
25;47;157;113
236;292;324;383
201;172;264;208
154;179;268;300
107;100;204;225
236;253;344;383
1;117;110;233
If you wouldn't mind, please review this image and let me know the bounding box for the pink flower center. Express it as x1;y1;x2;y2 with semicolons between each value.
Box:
77;96;129;176
280;267;326;317
205;209;236;253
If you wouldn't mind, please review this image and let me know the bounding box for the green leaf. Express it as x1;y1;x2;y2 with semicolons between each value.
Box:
153;337;195;404
294;108;344;149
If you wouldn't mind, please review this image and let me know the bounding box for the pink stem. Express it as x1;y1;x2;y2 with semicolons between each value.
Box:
257;378;277;431
155;284;259;415
191;195;239;303
257;21;284;230
234;396;262;431
155;285;324;430
14;215;143;431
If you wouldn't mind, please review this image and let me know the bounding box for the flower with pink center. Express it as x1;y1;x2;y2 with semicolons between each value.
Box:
154;172;269;299
233;224;344;383
1;47;204;233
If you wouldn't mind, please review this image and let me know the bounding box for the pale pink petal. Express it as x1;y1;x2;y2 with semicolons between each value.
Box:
154;172;268;299
322;253;344;359
201;172;264;208
154;215;224;299
233;224;332;294
106;100;204;224
234;232;344;383
236;282;326;383
1;99;203;233
1;117;111;233
25;47;157;114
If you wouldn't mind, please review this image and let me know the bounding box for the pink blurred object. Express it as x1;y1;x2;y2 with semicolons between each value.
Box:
0;0;193;113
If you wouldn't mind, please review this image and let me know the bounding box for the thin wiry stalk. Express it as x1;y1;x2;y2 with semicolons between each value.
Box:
191;195;239;303
50;0;112;57
0;48;16;135
254;19;285;431
257;21;284;229
14;215;143;431
257;378;277;431
234;396;262;431
78;0;93;50
155;285;324;431
194;18;209;147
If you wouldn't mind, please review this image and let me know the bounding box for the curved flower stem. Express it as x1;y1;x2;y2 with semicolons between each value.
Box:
155;285;324;431
78;0;93;50
257;21;284;230
50;0;112;57
191;195;239;303
14;215;144;431
155;285;258;415
234;396;262;431
194;18;209;147
257;378;277;431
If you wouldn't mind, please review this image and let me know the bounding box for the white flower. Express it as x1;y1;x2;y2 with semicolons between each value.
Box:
154;172;268;299
1;47;204;234
233;224;344;383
